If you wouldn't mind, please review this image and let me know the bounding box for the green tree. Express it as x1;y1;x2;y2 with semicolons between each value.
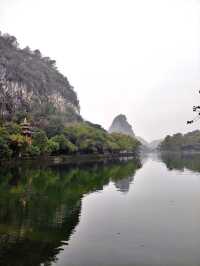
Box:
51;135;77;154
32;130;48;154
46;139;59;154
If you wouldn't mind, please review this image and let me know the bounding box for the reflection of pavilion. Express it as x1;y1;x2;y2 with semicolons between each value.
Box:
0;200;81;266
0;165;82;266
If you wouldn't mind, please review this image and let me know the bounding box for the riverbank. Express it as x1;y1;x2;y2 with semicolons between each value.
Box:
0;152;140;168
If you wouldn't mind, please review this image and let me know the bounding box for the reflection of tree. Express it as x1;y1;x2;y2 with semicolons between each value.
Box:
160;152;200;173
0;158;141;266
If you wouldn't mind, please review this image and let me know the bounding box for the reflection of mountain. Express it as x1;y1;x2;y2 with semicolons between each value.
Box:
160;152;200;173
0;158;141;266
115;176;134;193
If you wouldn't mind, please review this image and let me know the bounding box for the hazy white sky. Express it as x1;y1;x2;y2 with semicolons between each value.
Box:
1;0;200;141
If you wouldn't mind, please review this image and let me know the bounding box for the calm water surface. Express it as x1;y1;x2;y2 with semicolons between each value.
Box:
1;153;200;266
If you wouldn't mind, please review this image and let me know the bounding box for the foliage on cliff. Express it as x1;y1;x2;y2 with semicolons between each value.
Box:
0;32;81;126
160;130;200;151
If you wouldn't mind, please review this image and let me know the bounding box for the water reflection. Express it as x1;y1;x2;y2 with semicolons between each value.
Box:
160;152;200;173
0;158;141;266
115;176;134;193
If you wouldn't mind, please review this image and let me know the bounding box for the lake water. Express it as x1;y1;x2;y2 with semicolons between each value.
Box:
1;153;200;266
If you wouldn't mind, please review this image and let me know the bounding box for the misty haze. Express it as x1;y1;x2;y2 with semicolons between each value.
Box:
1;0;200;266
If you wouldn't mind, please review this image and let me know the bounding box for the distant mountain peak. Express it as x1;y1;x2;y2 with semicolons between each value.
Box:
109;114;135;137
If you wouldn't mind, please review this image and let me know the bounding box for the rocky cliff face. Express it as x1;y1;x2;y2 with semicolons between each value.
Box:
109;114;135;137
0;33;81;125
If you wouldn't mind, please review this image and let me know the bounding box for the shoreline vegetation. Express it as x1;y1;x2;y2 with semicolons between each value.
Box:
159;130;200;152
0;121;141;161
